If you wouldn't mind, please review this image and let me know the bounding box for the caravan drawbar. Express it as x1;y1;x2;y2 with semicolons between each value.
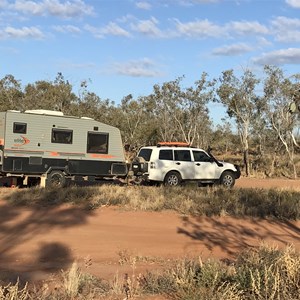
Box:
0;110;128;187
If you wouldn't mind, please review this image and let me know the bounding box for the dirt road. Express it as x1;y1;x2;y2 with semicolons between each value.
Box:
0;178;299;285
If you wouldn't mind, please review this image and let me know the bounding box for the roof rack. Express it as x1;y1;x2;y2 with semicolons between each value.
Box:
157;142;190;147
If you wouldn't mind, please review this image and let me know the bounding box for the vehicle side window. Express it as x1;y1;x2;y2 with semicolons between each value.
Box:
51;129;73;144
87;132;108;154
13;122;27;134
174;150;191;161
138;149;152;161
159;149;173;160
193;150;212;162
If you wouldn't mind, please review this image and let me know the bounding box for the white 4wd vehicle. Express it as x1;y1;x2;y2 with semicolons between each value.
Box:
132;143;240;187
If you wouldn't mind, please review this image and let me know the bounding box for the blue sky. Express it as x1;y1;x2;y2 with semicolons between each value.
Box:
1;0;300;123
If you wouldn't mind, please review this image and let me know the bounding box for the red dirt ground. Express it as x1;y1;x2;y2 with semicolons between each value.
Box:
0;178;299;289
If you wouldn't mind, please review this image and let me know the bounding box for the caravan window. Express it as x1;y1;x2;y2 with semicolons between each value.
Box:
87;132;109;154
51;129;73;144
13;122;27;134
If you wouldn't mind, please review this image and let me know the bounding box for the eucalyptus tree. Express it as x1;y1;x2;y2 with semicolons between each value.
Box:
263;65;299;178
117;94;157;149
216;69;261;176
0;74;23;111
211;120;235;154
148;74;213;147
22;73;77;113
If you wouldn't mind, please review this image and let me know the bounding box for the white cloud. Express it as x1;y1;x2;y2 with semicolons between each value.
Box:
131;17;163;37
101;22;131;37
228;21;269;36
112;58;164;77
271;16;300;42
175;19;225;38
212;43;253;56
253;48;300;65
4;26;45;39
286;0;300;8
52;25;81;34
135;1;151;10
13;0;43;15
84;23;131;38
13;0;94;18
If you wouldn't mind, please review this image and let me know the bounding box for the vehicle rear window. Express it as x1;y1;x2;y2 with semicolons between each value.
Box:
159;149;173;160
138;148;152;161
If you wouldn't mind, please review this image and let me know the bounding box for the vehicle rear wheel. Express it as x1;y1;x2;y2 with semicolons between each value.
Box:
47;170;66;188
164;171;182;186
220;171;235;188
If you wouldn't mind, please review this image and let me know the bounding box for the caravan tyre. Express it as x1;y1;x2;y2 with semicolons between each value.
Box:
48;170;66;188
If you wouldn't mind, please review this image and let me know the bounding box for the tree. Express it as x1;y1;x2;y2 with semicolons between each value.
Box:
22;73;77;113
0;75;23;111
263;65;299;178
117;94;158;149
211;120;235;154
148;75;213;146
216;69;261;176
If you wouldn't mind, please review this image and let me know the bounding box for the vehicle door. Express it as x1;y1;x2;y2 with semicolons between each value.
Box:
153;149;174;181
173;149;195;180
192;150;217;179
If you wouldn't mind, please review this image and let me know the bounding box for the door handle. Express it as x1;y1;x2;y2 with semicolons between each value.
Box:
196;163;201;166
176;162;181;165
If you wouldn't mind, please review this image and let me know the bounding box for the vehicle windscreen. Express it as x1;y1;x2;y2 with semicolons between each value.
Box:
138;148;152;161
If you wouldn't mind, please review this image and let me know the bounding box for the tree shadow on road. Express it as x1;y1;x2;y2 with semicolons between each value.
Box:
177;215;300;258
0;188;96;284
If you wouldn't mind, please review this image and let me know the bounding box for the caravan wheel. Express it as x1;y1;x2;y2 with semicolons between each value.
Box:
47;170;66;188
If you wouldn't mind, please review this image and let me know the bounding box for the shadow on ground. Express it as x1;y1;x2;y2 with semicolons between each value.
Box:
177;215;300;257
0;189;95;284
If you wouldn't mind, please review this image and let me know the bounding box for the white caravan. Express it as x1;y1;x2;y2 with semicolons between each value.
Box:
0;110;127;187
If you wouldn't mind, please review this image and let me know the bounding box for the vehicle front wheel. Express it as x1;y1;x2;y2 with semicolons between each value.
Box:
164;171;182;186
47;170;66;188
220;171;235;188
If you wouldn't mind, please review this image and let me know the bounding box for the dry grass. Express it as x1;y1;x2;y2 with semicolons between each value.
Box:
1;183;300;219
1;244;300;299
0;279;29;300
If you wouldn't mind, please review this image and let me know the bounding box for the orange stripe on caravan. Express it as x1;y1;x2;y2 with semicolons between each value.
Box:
90;154;116;159
50;152;59;156
0;139;4;145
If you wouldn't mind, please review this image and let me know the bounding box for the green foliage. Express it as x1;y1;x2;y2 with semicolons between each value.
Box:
0;68;299;177
0;75;23;111
22;73;78;113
